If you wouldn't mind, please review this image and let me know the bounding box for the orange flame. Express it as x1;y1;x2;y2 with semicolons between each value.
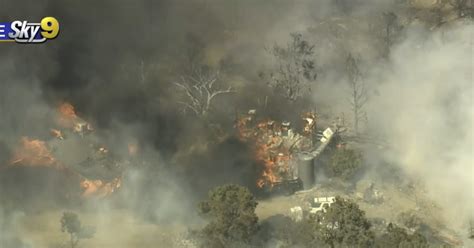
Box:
237;115;293;188
7;101;125;200
235;116;254;141
57;102;78;128
10;137;61;168
80;177;122;198
255;143;277;188
254;138;291;188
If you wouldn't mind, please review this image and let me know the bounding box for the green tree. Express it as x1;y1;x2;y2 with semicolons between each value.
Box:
312;196;374;248
198;184;259;247
375;223;428;248
328;148;363;180
397;211;423;231
60;212;95;248
259;214;327;248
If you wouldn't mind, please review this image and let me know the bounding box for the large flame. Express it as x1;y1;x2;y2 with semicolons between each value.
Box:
237;113;294;188
8;102;122;199
255;143;279;188
10;137;60;168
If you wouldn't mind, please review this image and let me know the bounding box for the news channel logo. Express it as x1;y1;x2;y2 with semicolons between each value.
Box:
0;17;59;44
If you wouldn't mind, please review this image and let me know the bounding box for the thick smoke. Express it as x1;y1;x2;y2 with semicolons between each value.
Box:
0;1;304;246
0;0;472;247
367;22;473;231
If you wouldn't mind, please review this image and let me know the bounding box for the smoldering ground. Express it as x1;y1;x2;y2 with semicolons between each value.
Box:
0;0;472;247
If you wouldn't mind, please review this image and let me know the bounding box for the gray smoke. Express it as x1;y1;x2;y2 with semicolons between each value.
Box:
0;0;472;247
367;21;473;231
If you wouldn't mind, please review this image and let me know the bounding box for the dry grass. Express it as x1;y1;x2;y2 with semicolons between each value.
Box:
13;209;186;248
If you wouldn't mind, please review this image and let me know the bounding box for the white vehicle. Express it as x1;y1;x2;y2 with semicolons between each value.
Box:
309;196;336;214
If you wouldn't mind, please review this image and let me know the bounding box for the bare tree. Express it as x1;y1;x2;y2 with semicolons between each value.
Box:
174;66;234;117
261;33;318;102
346;54;368;134
372;12;403;58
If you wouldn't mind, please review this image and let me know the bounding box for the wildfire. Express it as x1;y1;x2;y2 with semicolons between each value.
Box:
254;139;293;188
234;108;318;189
255;143;279;188
235;109;258;141
80;177;122;198
10;137;60;168
56;102;93;134
7;101;124;200
57;102;79;128
236;110;298;188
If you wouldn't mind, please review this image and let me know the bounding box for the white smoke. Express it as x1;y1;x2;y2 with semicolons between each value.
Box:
368;20;473;231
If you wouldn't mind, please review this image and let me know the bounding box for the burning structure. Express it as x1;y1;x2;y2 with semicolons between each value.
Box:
236;109;338;194
6;102;125;199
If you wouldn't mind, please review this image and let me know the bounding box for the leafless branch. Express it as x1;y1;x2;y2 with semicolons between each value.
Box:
264;33;317;102
174;66;235;117
346;53;369;134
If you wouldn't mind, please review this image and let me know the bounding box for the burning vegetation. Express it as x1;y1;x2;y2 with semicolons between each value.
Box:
236;109;323;191
0;1;472;247
6;102;123;199
80;177;122;198
10;137;59;168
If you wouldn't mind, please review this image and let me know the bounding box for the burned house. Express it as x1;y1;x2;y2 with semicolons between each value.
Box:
236;109;339;194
